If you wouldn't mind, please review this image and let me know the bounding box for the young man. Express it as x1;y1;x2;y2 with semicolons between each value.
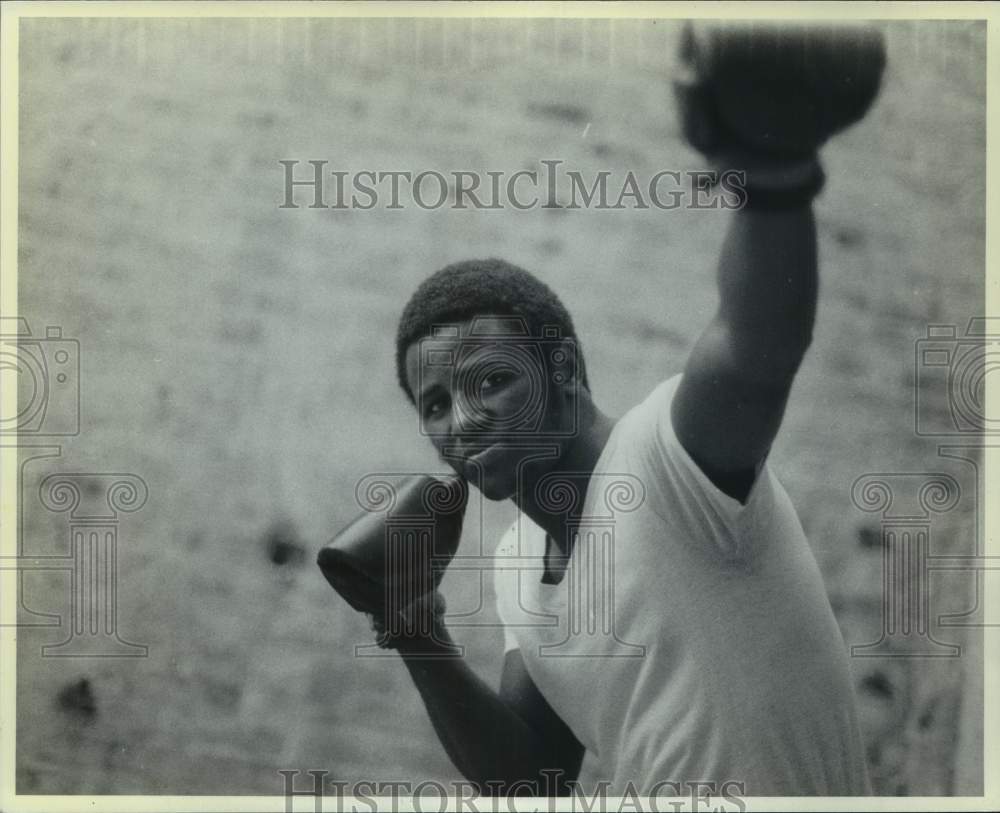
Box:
354;23;884;798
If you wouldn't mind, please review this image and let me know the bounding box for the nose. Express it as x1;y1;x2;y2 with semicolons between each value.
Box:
450;388;479;436
436;410;477;471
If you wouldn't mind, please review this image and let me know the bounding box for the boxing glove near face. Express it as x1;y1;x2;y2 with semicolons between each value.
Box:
675;21;887;159
317;475;468;618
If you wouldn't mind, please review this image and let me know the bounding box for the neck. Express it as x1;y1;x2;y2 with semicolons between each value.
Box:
513;397;616;551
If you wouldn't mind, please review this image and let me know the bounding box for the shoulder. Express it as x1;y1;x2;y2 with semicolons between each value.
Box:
612;374;780;552
610;374;683;449
631;374;683;420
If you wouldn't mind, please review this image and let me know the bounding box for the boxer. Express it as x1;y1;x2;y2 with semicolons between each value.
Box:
320;22;886;798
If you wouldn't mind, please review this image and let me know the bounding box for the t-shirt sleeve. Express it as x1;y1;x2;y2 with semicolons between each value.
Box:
618;374;773;562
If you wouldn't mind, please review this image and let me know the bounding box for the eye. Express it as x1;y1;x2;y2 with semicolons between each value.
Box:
480;369;516;393
422;394;450;422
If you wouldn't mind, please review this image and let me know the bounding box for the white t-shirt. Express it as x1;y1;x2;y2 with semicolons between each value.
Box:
493;375;871;796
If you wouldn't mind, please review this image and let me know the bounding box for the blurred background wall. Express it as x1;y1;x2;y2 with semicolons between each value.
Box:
11;16;985;797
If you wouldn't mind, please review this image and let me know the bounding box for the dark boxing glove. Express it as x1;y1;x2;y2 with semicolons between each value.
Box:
674;21;887;208
317;474;467;645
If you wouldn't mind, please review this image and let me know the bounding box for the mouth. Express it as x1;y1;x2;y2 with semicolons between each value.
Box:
458;443;507;475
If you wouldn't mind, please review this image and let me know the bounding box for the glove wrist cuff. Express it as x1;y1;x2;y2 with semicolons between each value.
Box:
371;590;460;656
719;153;826;210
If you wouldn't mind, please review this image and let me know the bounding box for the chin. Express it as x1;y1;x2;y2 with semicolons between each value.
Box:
473;470;519;502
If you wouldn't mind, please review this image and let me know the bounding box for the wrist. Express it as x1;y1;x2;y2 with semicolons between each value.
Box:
394;622;462;659
717;152;826;210
372;591;462;658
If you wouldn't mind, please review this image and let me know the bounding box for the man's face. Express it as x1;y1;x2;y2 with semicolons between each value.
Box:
403;315;578;500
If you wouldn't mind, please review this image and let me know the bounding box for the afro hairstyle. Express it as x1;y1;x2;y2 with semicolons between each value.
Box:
395;258;589;404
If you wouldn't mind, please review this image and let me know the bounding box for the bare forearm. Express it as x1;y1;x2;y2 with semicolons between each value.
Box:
717;206;818;378
397;635;574;793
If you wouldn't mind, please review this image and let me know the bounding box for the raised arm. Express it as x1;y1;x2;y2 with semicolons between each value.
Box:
669;22;885;501
672;206;816;500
